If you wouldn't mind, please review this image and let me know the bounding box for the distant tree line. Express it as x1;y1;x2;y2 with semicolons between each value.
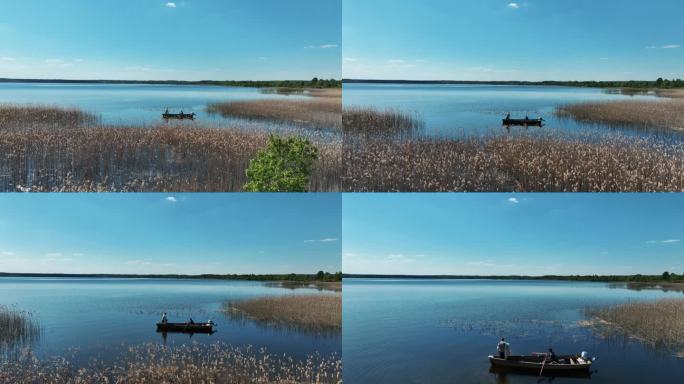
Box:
0;77;341;89
343;78;684;89
0;271;342;282
343;272;684;283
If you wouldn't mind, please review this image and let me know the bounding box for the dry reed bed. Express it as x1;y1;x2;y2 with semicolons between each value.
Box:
556;99;684;131
0;104;98;129
264;281;342;292
0;343;341;384
207;98;342;130
583;299;684;351
343;106;424;138
0;305;40;347
343;133;684;192
0;121;341;192
224;294;341;332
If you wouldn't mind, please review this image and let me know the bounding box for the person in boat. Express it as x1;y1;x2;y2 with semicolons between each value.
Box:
497;338;510;359
547;348;558;363
161;312;168;324
189;317;195;325
505;112;511;120
164;108;169;115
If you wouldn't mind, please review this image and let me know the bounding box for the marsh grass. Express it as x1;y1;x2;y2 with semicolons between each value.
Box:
0;305;40;348
343;131;684;192
0;104;98;129
224;295;341;333
264;281;342;292
583;299;684;352
0;106;341;192
556;99;684;131
343;106;424;138
0;343;341;384
207;98;341;130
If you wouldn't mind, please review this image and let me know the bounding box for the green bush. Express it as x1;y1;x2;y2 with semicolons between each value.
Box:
244;135;318;192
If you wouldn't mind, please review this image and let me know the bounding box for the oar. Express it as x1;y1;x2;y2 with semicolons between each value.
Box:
539;353;548;376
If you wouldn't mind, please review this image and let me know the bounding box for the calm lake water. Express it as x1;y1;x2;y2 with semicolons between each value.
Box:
343;279;684;384
1;277;339;362
343;83;665;138
0;82;306;127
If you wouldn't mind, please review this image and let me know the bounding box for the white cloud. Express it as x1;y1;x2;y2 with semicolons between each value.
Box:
165;2;177;8
343;57;358;63
124;65;153;72
386;254;416;263
508;197;519;204
388;59;406;64
1;251;15;256
508;3;520;9
647;44;680;49
304;44;338;49
166;196;177;203
304;238;339;243
645;239;680;244
44;252;72;263
0;57;15;62
126;259;153;266
45;58;62;64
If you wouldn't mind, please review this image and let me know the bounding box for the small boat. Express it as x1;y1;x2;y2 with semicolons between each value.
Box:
156;322;214;333
502;117;544;126
489;354;592;373
162;112;196;120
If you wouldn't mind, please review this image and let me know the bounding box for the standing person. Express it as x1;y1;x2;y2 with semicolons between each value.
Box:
497;338;510;359
161;312;168;324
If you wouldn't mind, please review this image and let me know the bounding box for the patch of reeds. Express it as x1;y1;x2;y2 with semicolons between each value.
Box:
0;106;341;192
207;98;341;130
656;89;684;99
583;299;684;351
224;294;341;333
343;106;424;138
343;132;684;192
264;281;342;292
556;99;684;131
0;342;341;384
0;104;99;129
0;305;40;348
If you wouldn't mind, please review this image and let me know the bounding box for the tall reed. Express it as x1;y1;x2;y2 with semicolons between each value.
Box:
224;294;342;332
343;131;684;192
0;106;342;191
207;98;342;130
0;342;342;383
556;99;684;131
584;299;684;350
343;106;424;138
0;305;40;348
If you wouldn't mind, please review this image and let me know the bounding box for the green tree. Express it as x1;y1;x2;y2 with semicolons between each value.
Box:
656;77;664;87
244;135;318;192
662;271;671;280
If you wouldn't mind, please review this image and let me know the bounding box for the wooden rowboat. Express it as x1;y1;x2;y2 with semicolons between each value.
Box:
162;112;196;120
156;322;214;333
502;118;544;126
489;354;591;373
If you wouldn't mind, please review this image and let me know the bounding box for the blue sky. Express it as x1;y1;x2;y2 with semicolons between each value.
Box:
0;194;341;274
343;194;684;276
343;0;684;81
0;0;340;80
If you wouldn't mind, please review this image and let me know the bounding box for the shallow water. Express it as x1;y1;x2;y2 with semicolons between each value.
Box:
343;279;684;384
343;83;668;139
0;82;307;127
0;277;340;361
